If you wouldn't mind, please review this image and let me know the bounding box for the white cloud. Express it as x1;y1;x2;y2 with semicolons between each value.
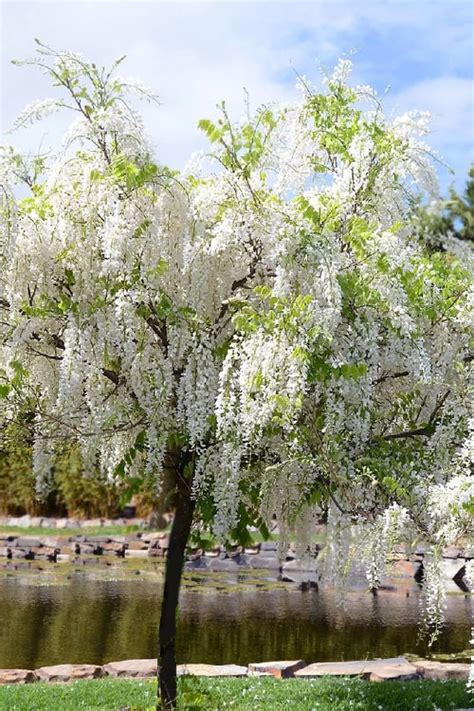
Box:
389;76;474;182
1;0;472;190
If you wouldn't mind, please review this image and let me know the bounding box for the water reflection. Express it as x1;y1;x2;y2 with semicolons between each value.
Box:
0;575;471;669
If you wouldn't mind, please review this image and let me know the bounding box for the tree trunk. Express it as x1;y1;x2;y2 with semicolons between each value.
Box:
157;462;195;710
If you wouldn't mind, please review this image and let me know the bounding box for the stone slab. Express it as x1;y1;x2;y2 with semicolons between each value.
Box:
125;549;149;558
0;669;36;684
414;660;471;680
103;659;157;678
177;664;248;677
249;556;281;570
294;657;418;680
35;664;103;682
369;665;420;681
248;660;307;678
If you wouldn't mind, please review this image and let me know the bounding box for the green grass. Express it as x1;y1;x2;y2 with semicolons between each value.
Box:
0;676;471;711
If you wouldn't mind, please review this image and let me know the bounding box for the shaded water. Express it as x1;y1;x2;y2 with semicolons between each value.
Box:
0;571;471;669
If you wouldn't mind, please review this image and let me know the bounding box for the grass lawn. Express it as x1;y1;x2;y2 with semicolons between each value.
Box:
0;676;472;710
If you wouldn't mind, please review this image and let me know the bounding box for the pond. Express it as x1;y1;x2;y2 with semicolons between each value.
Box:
0;566;471;669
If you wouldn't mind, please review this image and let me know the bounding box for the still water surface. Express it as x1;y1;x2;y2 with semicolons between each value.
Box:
0;573;471;669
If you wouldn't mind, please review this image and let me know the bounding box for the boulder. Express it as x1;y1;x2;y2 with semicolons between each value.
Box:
414;660;471;680
177;664;247;677
35;664;103;682
260;541;277;552
248;660;306;678
0;669;36;684
103;659;157;678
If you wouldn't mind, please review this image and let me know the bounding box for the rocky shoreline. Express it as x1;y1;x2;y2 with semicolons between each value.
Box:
0;656;471;685
0;522;472;592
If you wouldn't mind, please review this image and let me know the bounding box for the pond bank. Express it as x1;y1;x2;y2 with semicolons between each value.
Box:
0;528;472;594
0;655;471;684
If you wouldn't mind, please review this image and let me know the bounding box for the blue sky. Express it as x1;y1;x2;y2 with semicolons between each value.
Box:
1;0;473;193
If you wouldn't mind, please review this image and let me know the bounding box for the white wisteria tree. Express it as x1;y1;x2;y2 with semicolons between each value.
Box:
0;44;472;708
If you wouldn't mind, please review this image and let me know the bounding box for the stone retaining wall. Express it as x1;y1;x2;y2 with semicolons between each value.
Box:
0;515;149;529
0;657;470;684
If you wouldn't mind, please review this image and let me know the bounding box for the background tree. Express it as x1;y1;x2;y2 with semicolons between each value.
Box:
0;46;472;708
414;165;474;252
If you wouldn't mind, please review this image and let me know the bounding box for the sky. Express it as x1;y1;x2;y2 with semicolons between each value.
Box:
0;0;473;194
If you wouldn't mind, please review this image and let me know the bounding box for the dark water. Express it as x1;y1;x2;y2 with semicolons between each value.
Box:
0;575;471;669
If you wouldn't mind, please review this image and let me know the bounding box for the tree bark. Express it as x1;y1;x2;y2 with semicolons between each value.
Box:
157;458;195;710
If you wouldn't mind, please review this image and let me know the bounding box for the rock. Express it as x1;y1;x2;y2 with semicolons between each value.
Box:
369;665;419;681
55;519;69;529
74;543;95;555
452;565;471;593
35;664;103;682
442;546;463;559
10;515;31;528
80;519;105;528
125;549;148;558
127;540;149;550
103;659;157;678
140;533;162;545
10;549;27;559
83;536;112;544
148;547;165;558
0;669;36;684
282;559;317;573
177;664;247;677
249;556;281;570
29;517;45;528
208;558;240;572
248;660;306;678
260;541;277;552
414;660;470;680
184;558;209;570
294;657;419;680
280;571;319;587
16;537;42;548
389;560;421;578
